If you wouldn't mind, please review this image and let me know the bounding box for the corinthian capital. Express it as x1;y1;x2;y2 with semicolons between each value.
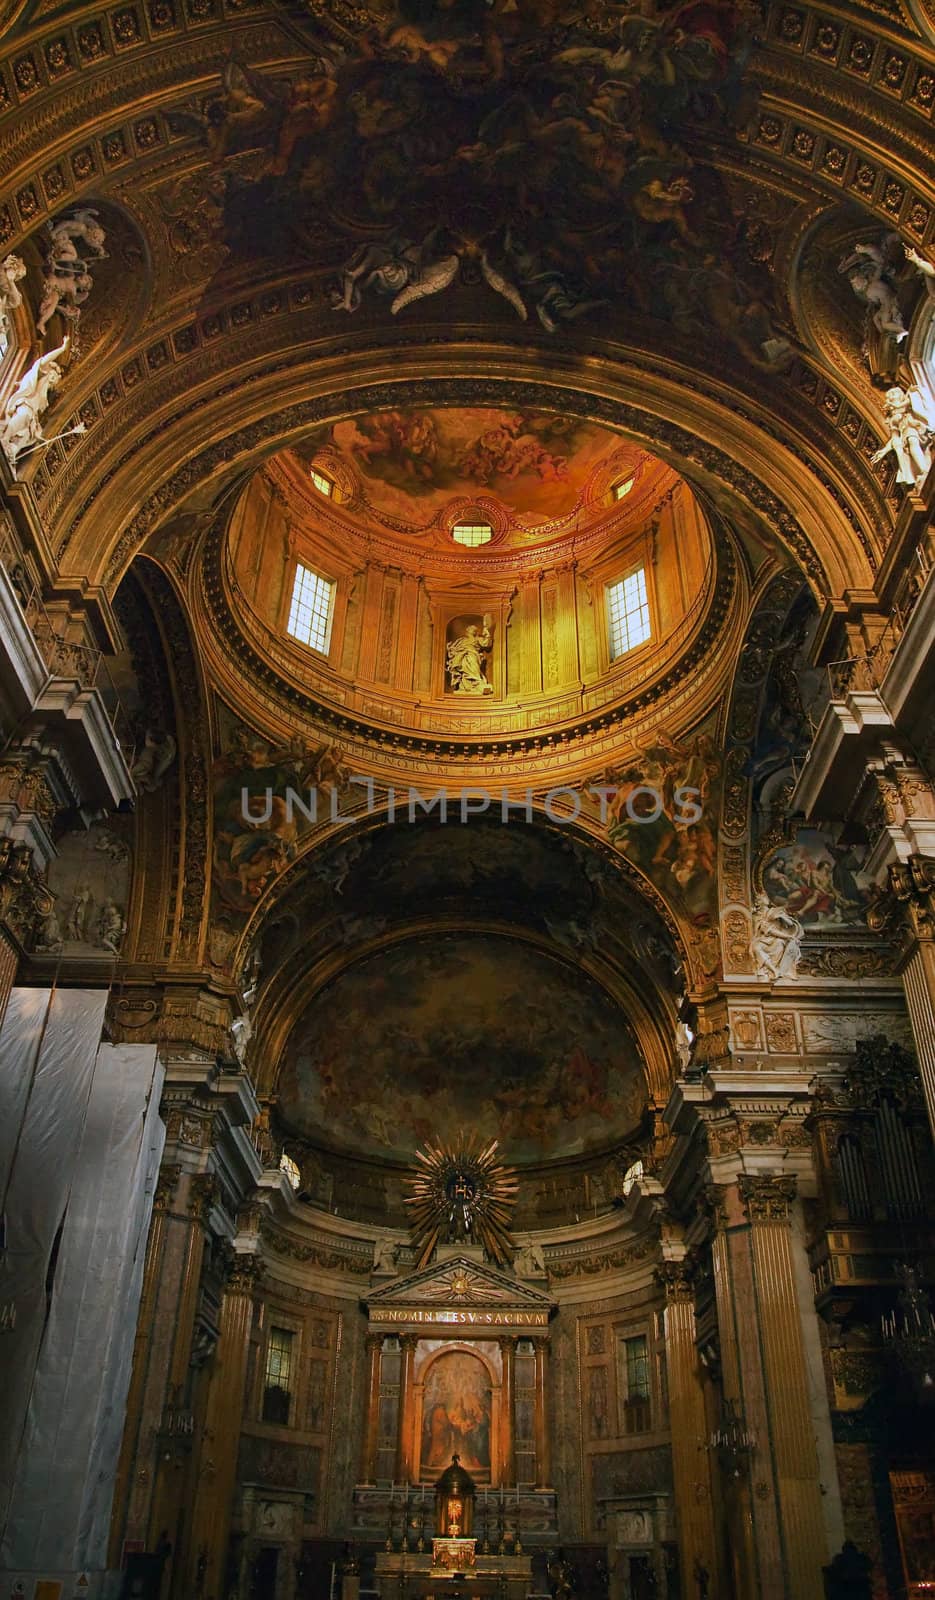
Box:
738;1173;796;1222
867;855;935;943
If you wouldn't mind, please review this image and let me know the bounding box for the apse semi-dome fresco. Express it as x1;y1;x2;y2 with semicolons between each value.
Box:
279;933;646;1162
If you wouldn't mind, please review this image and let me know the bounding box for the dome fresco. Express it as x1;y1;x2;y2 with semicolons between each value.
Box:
296;406;650;527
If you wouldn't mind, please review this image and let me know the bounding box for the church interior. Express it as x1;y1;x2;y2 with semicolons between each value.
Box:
1;0;935;1597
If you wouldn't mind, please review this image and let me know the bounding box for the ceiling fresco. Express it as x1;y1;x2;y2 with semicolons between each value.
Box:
298;407;644;524
277;931;647;1162
173;0;789;369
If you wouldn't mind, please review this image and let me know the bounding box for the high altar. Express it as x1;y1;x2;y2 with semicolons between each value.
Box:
355;1254;556;1600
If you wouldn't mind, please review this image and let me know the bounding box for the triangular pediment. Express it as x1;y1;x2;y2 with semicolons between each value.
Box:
366;1255;553;1314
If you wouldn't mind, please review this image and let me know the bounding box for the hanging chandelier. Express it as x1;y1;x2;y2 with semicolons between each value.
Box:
707;1397;756;1478
881;1264;935;1400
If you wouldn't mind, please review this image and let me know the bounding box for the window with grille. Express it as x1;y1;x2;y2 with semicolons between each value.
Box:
607;567;651;660
612;477;635;501
262;1326;295;1424
452;523;493;548
310;467;334;497
622;1333;651;1433
287;563;334;655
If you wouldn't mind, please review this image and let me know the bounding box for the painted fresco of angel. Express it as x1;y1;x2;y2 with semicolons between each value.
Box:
171;58;282;163
502;228;606;332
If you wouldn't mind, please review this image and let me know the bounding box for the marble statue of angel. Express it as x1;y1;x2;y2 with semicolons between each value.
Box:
47;208;107;266
332;229;460;317
97;900;125;955
751;892;802;981
36;263;94;337
871;386;932;487
35;908;64;954
0;254;26;343
446;615;495;695
838;240;907;342
131;728;177;792
230;1011;253;1065
905;245;935;298
0;337;69;465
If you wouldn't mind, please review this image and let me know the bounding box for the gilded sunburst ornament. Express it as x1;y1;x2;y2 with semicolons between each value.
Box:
404;1134;518;1269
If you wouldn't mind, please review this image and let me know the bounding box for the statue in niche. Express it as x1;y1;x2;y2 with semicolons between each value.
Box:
446;614;494;695
751;892;802;982
871;386;932;487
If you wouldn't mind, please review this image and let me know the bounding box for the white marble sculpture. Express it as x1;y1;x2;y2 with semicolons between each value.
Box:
0;337;69;466
514;1241;547;1278
372;1239;399;1274
131;729;177;792
35;908;64;953
0;254;26;345
230;1011;253;1064
871;386;933;487
838;241;907;342
97;899;125;955
751;892;802;982
446;616;495;695
66;882;91;940
905;245;935;297
48;208;107;264
35;209;108;340
36;264;94;337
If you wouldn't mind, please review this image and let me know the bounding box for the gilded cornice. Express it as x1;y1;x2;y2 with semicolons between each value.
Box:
37;341;879;599
23;273;887;588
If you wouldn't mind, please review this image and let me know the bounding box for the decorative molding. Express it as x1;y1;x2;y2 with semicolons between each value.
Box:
737;1173;798;1222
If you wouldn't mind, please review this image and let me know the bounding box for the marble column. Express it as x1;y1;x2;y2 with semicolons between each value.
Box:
107;1164;181;1568
703;1183;774;1600
396;1334;418;1482
179;1252;263;1600
655;1261;718;1593
120;1169;215;1564
361;1333;384;1484
532;1339;551;1489
498;1336;517;1487
738;1175;827;1600
868;855;935;1139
